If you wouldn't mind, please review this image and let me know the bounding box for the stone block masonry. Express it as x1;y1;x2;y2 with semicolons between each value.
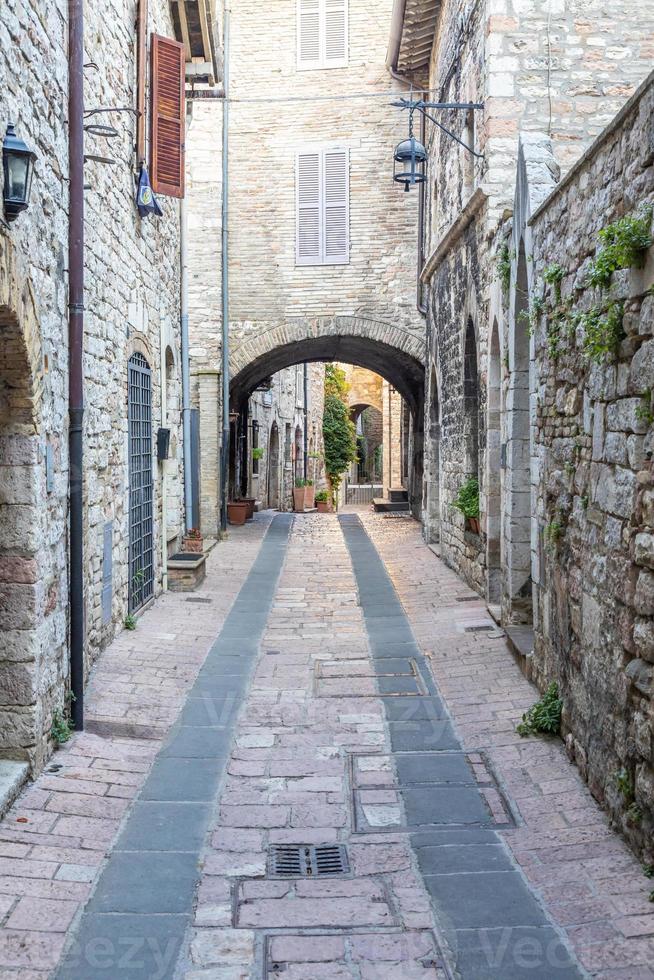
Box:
527;72;654;860
0;0;184;771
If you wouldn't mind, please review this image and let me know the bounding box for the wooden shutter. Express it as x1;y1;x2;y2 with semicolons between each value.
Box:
296;149;349;266
324;0;347;65
296;152;321;264
150;34;185;198
323;150;348;263
297;0;321;69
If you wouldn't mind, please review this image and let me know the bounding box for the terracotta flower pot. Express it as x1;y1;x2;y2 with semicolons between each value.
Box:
227;501;248;525
241;497;256;519
182;535;203;553
467;516;480;535
293;487;306;512
316;500;331;513
304;484;315;508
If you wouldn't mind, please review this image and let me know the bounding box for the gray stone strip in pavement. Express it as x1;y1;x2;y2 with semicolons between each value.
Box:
55;514;293;980
338;513;586;980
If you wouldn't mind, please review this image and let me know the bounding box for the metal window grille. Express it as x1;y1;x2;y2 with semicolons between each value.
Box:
128;352;154;612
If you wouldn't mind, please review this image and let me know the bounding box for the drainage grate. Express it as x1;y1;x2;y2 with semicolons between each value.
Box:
463;624;495;632
455;595;480;602
186;596;212;603
268;844;349;878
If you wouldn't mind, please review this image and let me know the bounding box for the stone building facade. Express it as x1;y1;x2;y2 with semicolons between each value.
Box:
186;0;426;531
513;74;654;859
391;0;652;595
0;0;209;772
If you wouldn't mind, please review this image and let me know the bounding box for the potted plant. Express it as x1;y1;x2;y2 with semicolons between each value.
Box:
241;497;256;519
293;478;307;512
304;479;315;509
315;489;331;513
453;477;480;534
227;500;248;525
182;527;204;553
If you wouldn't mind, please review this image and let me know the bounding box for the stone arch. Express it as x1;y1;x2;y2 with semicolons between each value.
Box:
502;134;559;626
0;230;45;765
462;315;480;482
229;315;424;416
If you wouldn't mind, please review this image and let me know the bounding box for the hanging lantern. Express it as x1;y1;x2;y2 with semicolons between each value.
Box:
393;110;427;192
2;124;37;222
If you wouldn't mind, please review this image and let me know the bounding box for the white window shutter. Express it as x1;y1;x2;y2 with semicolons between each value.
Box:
323;149;348;263
324;0;347;66
296;152;321;264
297;0;321;69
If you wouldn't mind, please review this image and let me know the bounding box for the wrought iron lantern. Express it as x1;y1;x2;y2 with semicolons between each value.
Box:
393;111;427;192
2;124;37;223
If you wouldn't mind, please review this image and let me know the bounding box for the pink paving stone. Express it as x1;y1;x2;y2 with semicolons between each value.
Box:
0;859;58;881
350;842;412;875
219;805;289;828
49;815;118;842
210;828;266;852
237;896;394;929
45;791;128;819
202;851;266;877
0;877;91;901
6;896;78;932
268;935;346;962
0;930;65;970
289;804;347;828
350;932;437;961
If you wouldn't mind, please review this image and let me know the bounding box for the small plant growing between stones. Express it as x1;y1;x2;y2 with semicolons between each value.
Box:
544;519;563;551
252;446;264;461
124;613;137;630
51;709;73;745
644;864;654;878
497;243;512;294
627;803;643;825
586;207;653;289
635;391;654;426
516;681;562;737
543;263;565;303
614;768;635;804
581;302;624;363
581;494;589;510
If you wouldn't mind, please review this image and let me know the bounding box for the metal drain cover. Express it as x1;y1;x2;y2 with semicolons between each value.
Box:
268;844;349;878
463;624;495;632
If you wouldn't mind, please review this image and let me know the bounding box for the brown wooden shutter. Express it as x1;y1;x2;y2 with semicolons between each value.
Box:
150;34;185;198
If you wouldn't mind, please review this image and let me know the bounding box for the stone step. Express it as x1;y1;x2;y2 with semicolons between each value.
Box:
0;760;29;820
373;497;410;512
387;487;409;502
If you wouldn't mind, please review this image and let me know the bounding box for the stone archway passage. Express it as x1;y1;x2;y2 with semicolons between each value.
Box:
229;316;424;416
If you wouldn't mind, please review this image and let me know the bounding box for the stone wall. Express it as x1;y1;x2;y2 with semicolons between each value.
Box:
420;0;653;595
526;73;654;858
0;0;184;769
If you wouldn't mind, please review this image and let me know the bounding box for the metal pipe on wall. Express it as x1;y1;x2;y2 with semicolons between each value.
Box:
219;7;230;532
68;0;85;731
180;193;193;531
303;363;308;482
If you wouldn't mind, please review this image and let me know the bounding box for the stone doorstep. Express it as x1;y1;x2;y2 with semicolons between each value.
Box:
0;760;29;821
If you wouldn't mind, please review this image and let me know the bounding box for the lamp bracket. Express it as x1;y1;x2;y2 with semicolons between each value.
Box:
392;98;485;160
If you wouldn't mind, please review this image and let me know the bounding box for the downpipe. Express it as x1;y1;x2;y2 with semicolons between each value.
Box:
68;0;85;731
180;194;193;531
220;7;230;532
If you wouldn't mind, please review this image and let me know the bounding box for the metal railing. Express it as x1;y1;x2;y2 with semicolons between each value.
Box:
344;480;383;505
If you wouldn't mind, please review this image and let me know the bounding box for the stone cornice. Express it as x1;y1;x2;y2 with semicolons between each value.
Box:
420;187;487;283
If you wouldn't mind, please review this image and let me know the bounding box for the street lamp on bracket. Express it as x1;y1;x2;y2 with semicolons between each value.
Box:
392;98;484;191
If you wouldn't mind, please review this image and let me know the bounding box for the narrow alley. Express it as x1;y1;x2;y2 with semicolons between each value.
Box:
0;512;651;979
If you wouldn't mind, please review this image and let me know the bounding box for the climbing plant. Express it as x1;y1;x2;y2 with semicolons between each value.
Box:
322;364;357;492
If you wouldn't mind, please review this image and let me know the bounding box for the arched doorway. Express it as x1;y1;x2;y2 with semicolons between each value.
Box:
486;319;502;603
463;317;479;482
294;425;303;483
505;242;533;623
268;422;280;509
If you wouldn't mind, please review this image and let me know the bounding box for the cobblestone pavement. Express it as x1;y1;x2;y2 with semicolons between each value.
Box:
0;510;652;978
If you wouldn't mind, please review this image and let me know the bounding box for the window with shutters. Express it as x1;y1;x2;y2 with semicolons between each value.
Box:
150;34;186;198
297;0;348;70
296;148;349;266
